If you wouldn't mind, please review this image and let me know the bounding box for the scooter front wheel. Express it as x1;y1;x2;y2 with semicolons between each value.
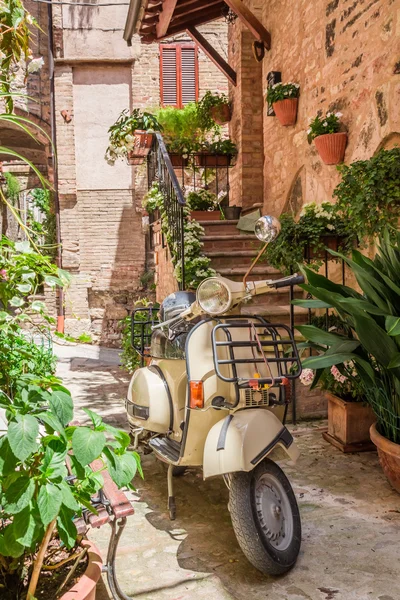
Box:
229;458;301;575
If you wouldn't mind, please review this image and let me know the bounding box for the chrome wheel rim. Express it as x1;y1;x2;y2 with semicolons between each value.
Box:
254;472;293;551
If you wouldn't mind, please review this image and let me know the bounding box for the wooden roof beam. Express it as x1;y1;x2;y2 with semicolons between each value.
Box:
223;0;271;49
187;26;237;86
156;0;179;38
173;0;222;20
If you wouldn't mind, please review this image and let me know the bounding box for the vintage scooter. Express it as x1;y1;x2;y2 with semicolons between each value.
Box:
126;216;305;575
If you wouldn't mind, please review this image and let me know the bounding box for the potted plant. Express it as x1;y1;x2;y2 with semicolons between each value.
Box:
266;82;300;126
156;104;205;167
197;91;231;127
0;239;141;598
105;108;161;166
307;111;347;165
196;137;238;167
294;232;400;492
186;188;220;221
299;361;375;452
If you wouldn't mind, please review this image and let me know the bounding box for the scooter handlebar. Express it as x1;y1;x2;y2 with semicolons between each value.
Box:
271;274;305;289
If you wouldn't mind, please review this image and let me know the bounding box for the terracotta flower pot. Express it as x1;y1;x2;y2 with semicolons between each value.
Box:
314;132;347;165
169;153;189;168
195;153;231;167
127;131;153;165
322;393;376;453
61;539;103;600
370;423;400;493
272;98;298;126
210;104;231;125
190;210;221;221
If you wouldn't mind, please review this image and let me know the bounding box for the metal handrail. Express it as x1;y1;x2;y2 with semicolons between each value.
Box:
147;133;187;289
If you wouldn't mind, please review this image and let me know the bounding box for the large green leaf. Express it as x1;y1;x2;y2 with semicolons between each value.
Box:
386;316;400;337
388;353;400;369
353;315;400;377
72;427;106;466
106;451;138;488
292;299;332;309
59;481;80;512
296;325;351;346
3;477;35;514
301;265;362;299
8;415;39;461
303;353;358;370
0;436;18;476
49;389;74;427
57;506;77;549
2;524;25;558
13;505;38;547
37;483;63;526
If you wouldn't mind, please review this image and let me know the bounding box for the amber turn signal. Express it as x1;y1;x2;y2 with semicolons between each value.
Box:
190;381;204;409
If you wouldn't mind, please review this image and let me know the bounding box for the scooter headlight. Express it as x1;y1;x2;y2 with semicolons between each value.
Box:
197;278;232;316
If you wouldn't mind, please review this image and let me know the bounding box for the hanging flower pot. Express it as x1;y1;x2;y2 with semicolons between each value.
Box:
127;130;153;165
169;153;189;168
210;103;231;125
272;98;298;126
195;153;232;167
314;132;348;165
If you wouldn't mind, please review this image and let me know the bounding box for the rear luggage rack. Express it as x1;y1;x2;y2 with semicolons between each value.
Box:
211;317;301;389
131;306;159;360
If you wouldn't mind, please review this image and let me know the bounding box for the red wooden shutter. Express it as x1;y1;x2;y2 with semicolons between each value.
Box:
160;45;178;107
160;44;198;108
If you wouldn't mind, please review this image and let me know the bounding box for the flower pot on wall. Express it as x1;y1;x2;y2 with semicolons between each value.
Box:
190;210;221;221
322;393;376;453
61;539;102;600
127;130;153;165
210;104;231;125
370;424;400;493
169;153;189;168
314;132;348;165
272;98;298;126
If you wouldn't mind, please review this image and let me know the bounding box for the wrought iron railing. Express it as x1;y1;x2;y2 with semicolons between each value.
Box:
147;133;187;289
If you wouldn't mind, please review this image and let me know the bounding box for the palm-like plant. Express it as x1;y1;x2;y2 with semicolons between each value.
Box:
295;231;400;444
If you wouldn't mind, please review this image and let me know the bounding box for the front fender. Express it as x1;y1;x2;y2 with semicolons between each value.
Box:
203;409;299;479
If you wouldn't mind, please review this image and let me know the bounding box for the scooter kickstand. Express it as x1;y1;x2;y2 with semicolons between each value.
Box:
167;464;176;521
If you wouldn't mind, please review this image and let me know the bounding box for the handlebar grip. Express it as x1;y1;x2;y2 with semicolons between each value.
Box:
273;274;305;289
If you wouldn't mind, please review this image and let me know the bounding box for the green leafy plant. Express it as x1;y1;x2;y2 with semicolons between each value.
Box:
142;182;164;213
333;148;400;244
155;103;205;155
186;189;218;211
105;108;162;165
200;136;238;156
262;202;354;274
307;111;343;143
26;188;57;258
295;231;400;444
120;297;159;373
197;91;230;130
266;82;300;105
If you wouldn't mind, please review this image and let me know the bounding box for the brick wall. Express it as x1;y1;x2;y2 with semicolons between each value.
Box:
260;0;399;216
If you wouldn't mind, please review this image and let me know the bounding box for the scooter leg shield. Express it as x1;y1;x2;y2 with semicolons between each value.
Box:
203;409;299;479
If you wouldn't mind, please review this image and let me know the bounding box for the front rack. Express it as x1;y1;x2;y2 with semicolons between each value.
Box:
131;306;159;359
211;317;301;389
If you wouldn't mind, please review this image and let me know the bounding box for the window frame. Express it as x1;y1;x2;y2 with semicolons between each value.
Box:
160;43;199;108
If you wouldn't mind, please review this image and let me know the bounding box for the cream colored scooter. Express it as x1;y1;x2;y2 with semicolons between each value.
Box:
126;216;305;575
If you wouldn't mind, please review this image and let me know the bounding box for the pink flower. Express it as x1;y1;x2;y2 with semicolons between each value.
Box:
331;365;347;384
300;368;314;386
0;269;8;281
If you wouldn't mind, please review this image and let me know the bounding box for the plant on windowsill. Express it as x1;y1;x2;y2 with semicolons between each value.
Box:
186;189;221;221
197;91;231;127
266;82;300;126
105;109;162;166
307;111;347;165
294;232;400;491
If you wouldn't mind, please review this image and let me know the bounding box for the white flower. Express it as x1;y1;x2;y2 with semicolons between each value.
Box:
326;223;335;231
294;83;300;88
0;50;6;60
335;111;343;118
125;134;134;143
323;121;328;127
326;112;331;117
307;128;312;134
26;14;34;24
27;57;44;73
284;90;288;95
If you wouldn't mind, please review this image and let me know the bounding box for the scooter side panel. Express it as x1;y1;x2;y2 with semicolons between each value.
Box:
127;366;172;434
203;409;300;478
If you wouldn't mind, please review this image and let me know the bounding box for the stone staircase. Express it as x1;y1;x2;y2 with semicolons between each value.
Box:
200;220;309;325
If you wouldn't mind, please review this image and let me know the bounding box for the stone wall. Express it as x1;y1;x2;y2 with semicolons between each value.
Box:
259;0;399;216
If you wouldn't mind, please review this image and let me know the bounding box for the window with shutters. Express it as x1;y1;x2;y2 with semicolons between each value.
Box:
160;44;199;108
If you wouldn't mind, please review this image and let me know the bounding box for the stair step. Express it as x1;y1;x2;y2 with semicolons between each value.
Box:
207;250;259;258
208;249;259;269
200;221;241;236
202;234;256;241
198;220;239;225
217;266;281;278
202;235;258;252
240;304;309;326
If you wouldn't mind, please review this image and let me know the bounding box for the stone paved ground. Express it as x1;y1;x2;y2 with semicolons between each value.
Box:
56;343;400;600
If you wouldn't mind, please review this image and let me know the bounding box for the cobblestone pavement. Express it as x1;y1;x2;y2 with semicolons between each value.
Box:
56;343;400;600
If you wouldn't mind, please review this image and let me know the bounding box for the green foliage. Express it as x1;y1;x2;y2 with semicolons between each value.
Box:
27;188;57;259
105;108;162;165
186;189;218;211
200;136;238;156
78;332;92;344
266;82;300;105
263;202;354;274
196;91;230;131
155;103;205;155
333;148;400;243
142;182;164;213
3;172;20;204
296;231;400;443
307;110;343;143
120;297;159;373
0;0;39;112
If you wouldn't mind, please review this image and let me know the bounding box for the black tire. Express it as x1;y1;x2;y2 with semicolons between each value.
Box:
229;459;301;575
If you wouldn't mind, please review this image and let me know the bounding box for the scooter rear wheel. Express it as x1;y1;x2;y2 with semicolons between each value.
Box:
229;458;301;575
